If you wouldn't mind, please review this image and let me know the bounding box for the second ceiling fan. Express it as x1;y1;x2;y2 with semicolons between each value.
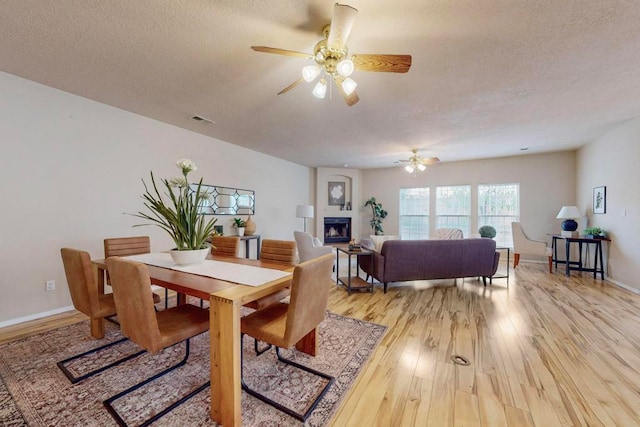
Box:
251;3;412;106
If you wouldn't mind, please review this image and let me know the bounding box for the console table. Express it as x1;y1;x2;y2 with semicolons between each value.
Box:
239;234;260;259
550;235;610;279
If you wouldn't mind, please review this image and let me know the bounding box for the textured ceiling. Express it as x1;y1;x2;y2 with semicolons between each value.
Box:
2;1;640;168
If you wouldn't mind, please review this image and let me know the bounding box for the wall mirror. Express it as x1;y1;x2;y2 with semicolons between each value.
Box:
190;184;255;215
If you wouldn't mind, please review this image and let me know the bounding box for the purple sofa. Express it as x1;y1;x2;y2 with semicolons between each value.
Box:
360;238;500;293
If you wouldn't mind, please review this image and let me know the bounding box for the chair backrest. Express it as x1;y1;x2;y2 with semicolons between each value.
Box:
60;248;100;317
260;239;297;264
104;236;151;258
511;221;548;255
211;235;240;257
284;253;334;346
293;231;315;261
106;257;163;352
434;228;464;239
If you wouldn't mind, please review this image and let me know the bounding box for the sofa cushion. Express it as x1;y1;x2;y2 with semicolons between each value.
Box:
369;235;401;252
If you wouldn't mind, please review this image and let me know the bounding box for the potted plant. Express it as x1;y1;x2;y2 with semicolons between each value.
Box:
583;227;605;239
478;225;497;239
130;159;217;265
364;197;388;235
232;217;246;236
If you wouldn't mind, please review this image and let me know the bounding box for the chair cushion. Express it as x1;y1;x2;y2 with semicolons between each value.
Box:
241;303;290;348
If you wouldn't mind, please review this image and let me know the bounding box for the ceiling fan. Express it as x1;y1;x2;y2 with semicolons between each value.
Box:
251;3;412;106
396;149;440;174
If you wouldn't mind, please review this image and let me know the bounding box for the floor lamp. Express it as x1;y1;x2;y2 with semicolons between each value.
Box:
296;205;314;233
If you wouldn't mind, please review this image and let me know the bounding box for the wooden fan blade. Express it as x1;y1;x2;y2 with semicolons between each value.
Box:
334;76;359;106
277;78;305;95
352;54;412;73
423;157;440;166
251;46;313;59
327;4;358;51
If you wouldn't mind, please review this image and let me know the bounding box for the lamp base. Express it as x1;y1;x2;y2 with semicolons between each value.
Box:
561;219;578;231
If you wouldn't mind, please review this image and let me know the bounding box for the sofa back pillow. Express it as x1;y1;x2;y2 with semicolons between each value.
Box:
369;235;401;252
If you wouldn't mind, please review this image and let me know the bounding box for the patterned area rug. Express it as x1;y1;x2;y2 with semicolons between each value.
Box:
0;311;385;426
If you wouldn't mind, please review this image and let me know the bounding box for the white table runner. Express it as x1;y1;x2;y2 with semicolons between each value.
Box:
124;252;291;287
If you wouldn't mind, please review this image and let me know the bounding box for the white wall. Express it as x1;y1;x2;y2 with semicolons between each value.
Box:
0;72;311;325
360;151;577;251
577;118;640;291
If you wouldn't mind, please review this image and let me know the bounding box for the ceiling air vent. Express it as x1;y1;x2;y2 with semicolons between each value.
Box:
190;115;215;125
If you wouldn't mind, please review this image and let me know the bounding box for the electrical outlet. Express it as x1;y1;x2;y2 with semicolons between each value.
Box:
45;280;55;291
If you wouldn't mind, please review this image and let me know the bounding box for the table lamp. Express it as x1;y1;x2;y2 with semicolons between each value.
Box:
296;205;314;233
556;206;582;231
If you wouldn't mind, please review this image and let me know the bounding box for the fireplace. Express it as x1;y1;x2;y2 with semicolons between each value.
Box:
324;217;351;244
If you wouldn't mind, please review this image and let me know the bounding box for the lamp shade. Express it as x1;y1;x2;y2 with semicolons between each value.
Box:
556;206;581;219
296;205;314;219
556;205;581;232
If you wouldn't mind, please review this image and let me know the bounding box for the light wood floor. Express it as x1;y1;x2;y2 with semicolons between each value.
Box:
3;261;640;426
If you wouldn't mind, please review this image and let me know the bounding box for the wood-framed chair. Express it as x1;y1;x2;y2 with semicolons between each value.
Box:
104;236;164;307
211;235;240;257
57;248;145;383
511;222;553;273
240;253;335;422
103;257;210;427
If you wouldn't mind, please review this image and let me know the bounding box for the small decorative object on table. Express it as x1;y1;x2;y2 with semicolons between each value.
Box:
583;227;605;239
129;159;217;265
232;217;246;236
478;225;497;239
348;240;362;251
244;215;256;236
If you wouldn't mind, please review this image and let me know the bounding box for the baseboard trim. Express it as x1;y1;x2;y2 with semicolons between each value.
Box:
0;305;75;329
606;278;640;295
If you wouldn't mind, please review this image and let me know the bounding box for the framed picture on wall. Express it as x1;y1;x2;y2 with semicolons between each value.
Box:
328;181;345;206
593;186;606;214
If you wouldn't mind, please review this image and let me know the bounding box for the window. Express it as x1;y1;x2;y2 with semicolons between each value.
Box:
399;187;429;239
478;183;519;247
435;185;471;237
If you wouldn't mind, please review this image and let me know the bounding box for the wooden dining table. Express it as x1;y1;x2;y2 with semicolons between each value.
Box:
92;254;317;426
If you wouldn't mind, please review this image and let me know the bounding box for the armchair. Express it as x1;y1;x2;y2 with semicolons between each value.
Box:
511;222;552;273
294;231;334;263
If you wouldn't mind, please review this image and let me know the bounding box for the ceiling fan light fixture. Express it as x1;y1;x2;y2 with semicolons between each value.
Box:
312;79;327;98
341;77;357;95
404;164;415;173
302;65;321;82
337;58;354;77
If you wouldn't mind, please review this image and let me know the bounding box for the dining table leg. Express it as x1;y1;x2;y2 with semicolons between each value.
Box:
91;264;106;338
210;294;242;427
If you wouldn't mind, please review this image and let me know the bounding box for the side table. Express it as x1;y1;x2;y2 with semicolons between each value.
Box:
335;246;374;295
490;246;510;286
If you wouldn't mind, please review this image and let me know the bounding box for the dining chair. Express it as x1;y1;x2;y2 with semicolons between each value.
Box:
211;235;240;257
103;256;210;427
240;253;335;422
57;248;145;383
244;239;297;311
104;236;164;307
511;222;553;273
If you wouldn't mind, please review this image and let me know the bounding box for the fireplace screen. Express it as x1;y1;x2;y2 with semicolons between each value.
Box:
324;217;351;243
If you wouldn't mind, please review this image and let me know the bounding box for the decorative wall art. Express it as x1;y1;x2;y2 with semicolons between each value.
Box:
593;186;606;214
328;181;346;206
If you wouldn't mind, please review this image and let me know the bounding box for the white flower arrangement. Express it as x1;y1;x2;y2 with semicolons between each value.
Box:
130;159;217;250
